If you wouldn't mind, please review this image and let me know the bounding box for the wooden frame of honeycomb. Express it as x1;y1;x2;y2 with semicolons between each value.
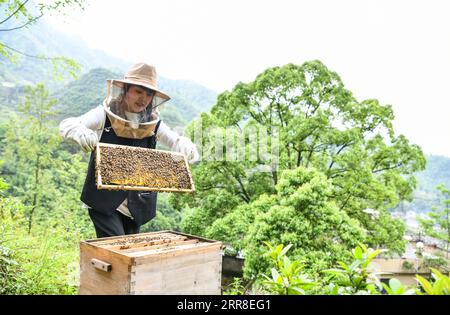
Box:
95;142;195;193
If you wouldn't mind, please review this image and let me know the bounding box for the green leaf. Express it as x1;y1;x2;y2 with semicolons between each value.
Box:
429;267;444;279
367;249;383;262
389;278;403;294
337;261;350;271
271;268;281;282
289;287;305;295
382;282;393;295
348;260;362;272
416;275;434;295
323;268;346;274
353;246;363;259
280;243;293;257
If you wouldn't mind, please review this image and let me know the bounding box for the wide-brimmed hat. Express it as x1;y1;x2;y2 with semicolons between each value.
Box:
107;62;170;107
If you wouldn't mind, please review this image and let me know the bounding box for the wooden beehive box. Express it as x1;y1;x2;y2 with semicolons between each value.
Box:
95;142;195;193
79;231;223;295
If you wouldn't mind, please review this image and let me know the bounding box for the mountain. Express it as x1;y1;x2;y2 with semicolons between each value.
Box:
395;155;450;214
0;17;131;88
53;68;118;120
158;77;218;121
0;17;217;128
54;67;216;128
416;155;450;193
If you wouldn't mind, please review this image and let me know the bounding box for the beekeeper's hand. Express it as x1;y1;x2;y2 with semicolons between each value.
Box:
73;127;98;152
174;136;200;164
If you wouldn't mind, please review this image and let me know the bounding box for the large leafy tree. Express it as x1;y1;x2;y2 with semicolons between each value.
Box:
176;60;425;257
1;84;61;231
0;83;89;234
208;167;366;277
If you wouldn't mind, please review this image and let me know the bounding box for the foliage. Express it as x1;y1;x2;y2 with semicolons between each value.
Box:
0;243;19;294
415;268;450;295
421;254;449;272
402;260;415;270
0;83;93;295
419;184;450;257
0;83;92;235
381;278;415;295
180;186;242;237
0;178;22;293
1;84;62;231
141;193;185;232
0;177;80;294
215;167;367;278
0;0;85;80
205;193;276;253
260;243;315;295
322;243;384;295
256;242;427;295
179;60;425;261
223;277;246;295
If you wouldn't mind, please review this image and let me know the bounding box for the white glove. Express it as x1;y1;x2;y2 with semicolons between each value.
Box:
174;136;200;164
72;127;98;152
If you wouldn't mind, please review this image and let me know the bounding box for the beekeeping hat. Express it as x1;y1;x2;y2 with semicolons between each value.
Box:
108;63;170;105
104;63;171;139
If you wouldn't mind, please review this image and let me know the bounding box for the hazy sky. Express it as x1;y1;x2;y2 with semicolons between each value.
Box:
44;0;450;157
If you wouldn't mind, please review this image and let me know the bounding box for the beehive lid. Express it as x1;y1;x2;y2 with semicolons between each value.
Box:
95;142;195;192
82;231;222;261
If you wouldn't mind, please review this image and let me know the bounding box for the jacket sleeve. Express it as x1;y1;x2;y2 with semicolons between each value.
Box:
59;105;105;140
156;121;180;149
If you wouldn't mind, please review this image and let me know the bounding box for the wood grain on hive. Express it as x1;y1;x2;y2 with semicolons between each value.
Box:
95;142;195;193
79;231;223;295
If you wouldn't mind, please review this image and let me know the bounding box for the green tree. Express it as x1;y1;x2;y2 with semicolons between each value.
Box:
208;167;366;277
260;243;316;295
322;243;384;295
0;83;90;235
419;184;450;258
0;177;81;294
178;60;425;256
2;84;61;231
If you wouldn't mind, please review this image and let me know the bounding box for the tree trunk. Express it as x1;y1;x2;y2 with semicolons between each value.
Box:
28;153;41;234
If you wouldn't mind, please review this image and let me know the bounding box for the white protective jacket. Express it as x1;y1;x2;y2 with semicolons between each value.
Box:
59;105;179;153
59;105;199;162
59;105;199;219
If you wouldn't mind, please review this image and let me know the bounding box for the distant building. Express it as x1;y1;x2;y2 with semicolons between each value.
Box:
370;235;449;286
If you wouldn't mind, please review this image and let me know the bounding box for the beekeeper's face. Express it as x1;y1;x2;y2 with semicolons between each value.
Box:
124;84;154;113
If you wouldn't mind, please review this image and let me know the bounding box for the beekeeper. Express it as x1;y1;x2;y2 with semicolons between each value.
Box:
59;62;199;238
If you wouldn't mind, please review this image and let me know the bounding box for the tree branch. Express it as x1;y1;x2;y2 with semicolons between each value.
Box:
198;185;228;191
216;164;251;203
327;142;351;171
296;149;302;167
339;194;352;212
372;163;403;174
233;172;251;203
0;13;43;31
0;0;30;25
329;168;351;179
1;42;52;59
